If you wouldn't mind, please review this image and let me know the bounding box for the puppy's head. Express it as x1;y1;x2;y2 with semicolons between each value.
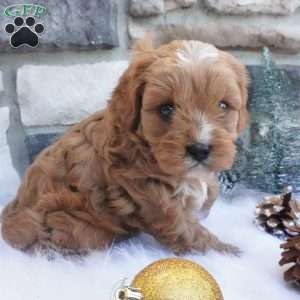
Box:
110;37;249;176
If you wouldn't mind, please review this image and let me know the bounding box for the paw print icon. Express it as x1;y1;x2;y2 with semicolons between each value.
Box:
5;16;44;48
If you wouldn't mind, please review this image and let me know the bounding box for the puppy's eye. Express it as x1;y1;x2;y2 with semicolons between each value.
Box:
158;104;175;121
218;100;229;110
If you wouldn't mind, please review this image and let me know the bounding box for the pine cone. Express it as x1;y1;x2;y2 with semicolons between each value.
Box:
279;236;300;287
255;186;300;239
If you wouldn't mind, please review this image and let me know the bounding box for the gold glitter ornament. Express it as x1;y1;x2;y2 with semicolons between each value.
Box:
131;258;223;300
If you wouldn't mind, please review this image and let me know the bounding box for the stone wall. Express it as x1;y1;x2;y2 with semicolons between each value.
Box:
1;0;300;195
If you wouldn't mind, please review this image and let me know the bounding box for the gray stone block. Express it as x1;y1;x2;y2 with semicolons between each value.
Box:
129;0;196;17
0;106;9;147
0;72;3;94
25;131;62;163
129;2;300;54
130;0;165;17
0;107;20;202
0;0;118;51
204;0;300;15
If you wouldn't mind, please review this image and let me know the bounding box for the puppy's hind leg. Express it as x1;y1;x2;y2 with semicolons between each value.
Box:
1;205;48;251
42;210;116;253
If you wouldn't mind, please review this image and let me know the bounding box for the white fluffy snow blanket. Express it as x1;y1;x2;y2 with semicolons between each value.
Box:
0;182;299;300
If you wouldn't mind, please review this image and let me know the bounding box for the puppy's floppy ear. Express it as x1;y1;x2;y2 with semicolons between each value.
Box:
225;54;250;134
109;36;156;132
236;64;250;134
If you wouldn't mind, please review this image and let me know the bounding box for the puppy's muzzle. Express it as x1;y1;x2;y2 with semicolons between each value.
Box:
186;143;211;162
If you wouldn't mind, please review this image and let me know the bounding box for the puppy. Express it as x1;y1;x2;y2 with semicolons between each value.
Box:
1;35;249;255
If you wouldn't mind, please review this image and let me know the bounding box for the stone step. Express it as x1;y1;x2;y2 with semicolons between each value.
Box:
17;61;128;127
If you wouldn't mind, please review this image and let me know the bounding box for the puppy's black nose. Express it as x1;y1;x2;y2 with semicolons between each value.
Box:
186;143;211;162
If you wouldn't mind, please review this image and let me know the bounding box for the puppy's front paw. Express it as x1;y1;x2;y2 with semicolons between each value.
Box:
194;238;241;256
215;242;242;256
194;225;242;256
